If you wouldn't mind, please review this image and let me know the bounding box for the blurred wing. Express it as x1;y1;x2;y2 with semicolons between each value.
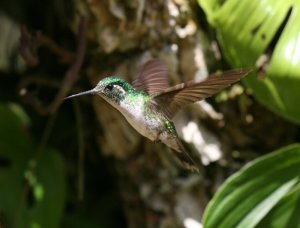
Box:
153;69;252;118
132;59;169;95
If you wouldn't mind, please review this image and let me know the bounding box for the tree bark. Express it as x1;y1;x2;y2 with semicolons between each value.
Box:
76;1;216;227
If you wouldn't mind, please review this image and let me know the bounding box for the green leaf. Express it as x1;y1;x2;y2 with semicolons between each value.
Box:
202;144;300;228
257;185;300;228
0;103;66;228
197;0;300;124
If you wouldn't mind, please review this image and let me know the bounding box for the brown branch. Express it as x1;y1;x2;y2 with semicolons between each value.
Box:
18;76;62;115
19;27;75;66
19;76;62;89
19;16;87;115
36;32;75;64
49;16;87;114
20;26;39;66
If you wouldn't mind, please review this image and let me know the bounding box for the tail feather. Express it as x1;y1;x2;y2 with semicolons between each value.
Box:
173;141;199;173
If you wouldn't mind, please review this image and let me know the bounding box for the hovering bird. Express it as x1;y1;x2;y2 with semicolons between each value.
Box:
65;60;251;172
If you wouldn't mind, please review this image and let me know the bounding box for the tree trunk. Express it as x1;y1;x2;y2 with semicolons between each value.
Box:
78;1;217;227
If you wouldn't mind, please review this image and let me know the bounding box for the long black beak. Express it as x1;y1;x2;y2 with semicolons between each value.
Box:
64;89;97;100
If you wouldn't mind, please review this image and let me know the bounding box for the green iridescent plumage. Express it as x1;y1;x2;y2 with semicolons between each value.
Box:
164;119;176;136
94;77;145;104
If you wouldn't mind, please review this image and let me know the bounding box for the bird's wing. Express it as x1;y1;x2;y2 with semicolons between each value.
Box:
132;59;169;95
152;69;252;118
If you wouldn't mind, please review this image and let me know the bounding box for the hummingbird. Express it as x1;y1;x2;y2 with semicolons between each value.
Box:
65;60;251;172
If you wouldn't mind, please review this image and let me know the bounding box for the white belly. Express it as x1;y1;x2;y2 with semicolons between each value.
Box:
115;98;163;141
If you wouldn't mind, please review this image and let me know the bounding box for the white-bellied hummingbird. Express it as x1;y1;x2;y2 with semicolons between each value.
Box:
65;60;251;172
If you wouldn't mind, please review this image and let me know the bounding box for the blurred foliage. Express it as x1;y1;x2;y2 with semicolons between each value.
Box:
0;101;124;227
198;0;300;124
203;144;300;228
0;1;125;226
0;104;65;228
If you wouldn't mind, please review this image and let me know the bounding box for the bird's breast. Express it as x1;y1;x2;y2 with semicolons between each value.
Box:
116;98;165;141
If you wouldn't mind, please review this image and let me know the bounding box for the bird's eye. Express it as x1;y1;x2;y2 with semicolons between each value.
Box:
105;84;114;91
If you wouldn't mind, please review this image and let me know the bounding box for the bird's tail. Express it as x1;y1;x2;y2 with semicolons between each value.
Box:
173;141;199;173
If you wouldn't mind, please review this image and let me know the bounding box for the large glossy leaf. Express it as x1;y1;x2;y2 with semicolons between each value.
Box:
257;185;300;228
0;104;66;228
198;0;300;124
202;144;300;228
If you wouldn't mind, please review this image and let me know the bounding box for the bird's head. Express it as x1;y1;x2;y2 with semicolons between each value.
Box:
64;77;134;105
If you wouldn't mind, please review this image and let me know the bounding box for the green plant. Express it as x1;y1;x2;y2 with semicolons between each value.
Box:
203;144;300;228
0;104;66;228
196;2;300;226
198;0;300;124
